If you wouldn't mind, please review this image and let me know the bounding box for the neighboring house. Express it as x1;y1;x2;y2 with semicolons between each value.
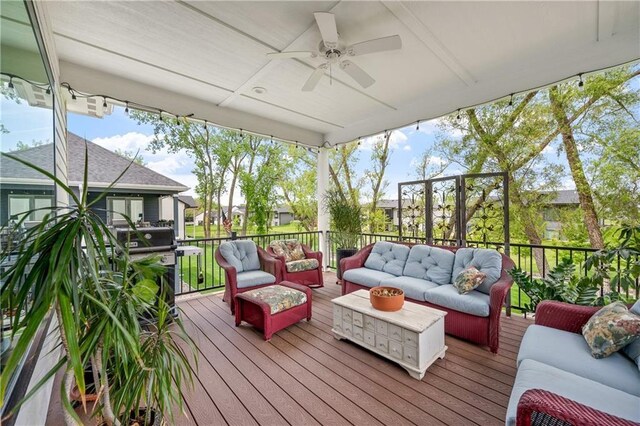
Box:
195;205;245;227
0;132;189;227
271;205;294;227
160;195;198;239
539;189;580;240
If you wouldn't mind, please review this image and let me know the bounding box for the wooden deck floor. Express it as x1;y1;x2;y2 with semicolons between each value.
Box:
174;272;531;426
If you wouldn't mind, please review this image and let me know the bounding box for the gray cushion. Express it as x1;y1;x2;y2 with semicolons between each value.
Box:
380;276;439;302
623;300;640;371
506;359;640;426
236;270;276;289
423;284;490;317
452;248;502;294
403;245;455;286
518;325;640;396
343;267;395;288
219;241;261;273
364;242;410;276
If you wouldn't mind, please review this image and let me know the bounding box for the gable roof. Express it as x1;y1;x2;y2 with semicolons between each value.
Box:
178;195;197;208
1;133;189;193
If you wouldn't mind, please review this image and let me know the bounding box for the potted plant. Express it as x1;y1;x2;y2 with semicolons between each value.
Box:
323;189;363;279
0;148;196;425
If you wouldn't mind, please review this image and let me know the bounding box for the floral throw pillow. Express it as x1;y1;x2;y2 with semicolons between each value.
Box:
453;267;487;295
582;302;640;359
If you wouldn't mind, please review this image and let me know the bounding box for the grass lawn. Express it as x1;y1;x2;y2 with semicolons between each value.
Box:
184;222;305;239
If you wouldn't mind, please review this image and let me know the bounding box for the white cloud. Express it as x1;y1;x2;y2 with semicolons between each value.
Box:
403;145;412;151
92;132;155;152
358;129;409;151
416;117;464;138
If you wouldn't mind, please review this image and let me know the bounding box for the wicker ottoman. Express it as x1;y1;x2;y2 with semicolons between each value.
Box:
234;281;312;341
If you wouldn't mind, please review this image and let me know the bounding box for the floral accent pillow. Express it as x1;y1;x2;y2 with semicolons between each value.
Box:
582;302;640;359
453;267;487;295
270;240;305;262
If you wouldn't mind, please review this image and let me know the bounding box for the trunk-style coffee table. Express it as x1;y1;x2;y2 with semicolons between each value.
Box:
332;290;447;380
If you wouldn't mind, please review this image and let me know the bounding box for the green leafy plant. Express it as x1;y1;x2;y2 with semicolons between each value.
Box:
509;259;600;313
0;146;196;425
323;188;363;249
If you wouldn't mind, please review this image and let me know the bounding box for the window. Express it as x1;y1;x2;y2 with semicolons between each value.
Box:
9;195;53;222
107;197;144;224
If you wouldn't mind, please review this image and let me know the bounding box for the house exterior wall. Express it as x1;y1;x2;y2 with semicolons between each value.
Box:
0;187;55;225
86;192;161;224
279;212;294;225
159;196;186;239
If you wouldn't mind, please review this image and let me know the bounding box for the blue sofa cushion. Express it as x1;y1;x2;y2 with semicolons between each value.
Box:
343;267;395;288
219;240;261;272
423;284;490;317
364;242;410;276
236;270;276;289
452;248;502;294
506;359;640;426
403;245;455;286
622;300;640;371
380;276;439;302
518;324;640;396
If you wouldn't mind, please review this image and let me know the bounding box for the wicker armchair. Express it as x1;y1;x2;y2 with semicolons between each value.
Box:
267;239;324;288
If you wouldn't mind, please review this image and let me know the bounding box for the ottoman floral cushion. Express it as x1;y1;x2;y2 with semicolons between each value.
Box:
242;284;308;314
582;301;640;359
286;258;320;273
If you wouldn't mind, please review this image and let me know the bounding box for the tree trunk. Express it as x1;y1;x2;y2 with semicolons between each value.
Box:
549;87;604;249
227;170;238;225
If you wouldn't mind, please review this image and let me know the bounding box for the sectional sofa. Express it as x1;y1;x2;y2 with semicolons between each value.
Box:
507;300;640;425
340;241;515;353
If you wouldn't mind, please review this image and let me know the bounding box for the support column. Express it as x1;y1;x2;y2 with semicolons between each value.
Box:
317;148;330;270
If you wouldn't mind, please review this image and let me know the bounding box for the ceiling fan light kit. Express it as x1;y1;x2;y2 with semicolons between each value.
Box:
266;11;402;92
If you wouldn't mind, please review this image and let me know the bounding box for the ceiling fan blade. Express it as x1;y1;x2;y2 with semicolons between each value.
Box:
348;35;402;56
340;60;375;88
314;12;339;48
302;65;327;92
266;51;316;60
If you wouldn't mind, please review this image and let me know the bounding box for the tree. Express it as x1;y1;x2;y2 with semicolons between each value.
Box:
114;148;146;165
364;132;392;232
329;143;362;204
280;145;318;231
12;139;48;151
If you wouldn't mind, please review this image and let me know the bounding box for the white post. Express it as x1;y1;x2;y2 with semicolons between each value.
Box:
317;148;330;270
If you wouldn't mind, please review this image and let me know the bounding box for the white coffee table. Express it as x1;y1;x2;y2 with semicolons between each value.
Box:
331;289;447;380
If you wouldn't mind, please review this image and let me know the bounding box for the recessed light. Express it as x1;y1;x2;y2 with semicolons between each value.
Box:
252;86;267;95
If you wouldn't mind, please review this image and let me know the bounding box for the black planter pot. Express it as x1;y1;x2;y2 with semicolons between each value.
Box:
336;248;358;280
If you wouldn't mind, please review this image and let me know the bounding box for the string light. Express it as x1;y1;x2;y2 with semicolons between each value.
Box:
508;93;514;107
456;109;461;121
357;137;362;146
124;102;129;115
578;73;584;90
8;77;14;89
416;121;420;131
240;129;244;137
71;92;76;100
270;135;273;144
159;110;164;122
46;87;51;95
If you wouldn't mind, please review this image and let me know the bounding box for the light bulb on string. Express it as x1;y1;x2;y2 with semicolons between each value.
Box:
578;73;584;90
416;121;420;131
508;94;514;107
102;97;108;112
456;109;461;121
124;102;129;115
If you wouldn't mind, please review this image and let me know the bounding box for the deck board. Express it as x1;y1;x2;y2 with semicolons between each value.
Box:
175;272;531;426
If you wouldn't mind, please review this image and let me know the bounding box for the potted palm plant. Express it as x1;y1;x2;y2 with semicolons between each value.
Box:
0;147;196;426
323;189;363;279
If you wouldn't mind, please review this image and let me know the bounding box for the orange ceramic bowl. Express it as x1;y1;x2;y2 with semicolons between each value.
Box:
370;286;404;312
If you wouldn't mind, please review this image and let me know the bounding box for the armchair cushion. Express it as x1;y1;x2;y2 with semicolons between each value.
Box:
452;248;502;294
286;258;320;273
269;239;305;262
518;324;640;396
219;240;261;272
380;276;438;301
506;359;640;426
343;267;395;288
236;270;276;289
402;245;455;285
364;242;410;276
424;284;490;317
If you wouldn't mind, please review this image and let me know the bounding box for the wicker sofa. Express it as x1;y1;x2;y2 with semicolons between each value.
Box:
507;300;640;426
340;241;514;353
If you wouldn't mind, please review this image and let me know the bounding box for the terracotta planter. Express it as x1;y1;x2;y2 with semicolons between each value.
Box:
370;286;404;312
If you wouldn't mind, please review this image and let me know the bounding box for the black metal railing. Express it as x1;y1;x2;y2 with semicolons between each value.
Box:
175;231;320;295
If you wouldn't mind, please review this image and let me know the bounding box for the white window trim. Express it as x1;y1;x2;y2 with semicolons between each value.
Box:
106;196;144;225
8;194;54;222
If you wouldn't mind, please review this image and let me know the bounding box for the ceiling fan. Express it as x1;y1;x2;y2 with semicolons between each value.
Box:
266;12;402;92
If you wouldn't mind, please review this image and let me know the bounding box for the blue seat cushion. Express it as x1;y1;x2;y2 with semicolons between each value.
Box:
343;267;395;288
403;245;455;286
506;359;640;426
219;240;261;272
380;276;439;302
364;242;410;276
423;284;490;317
622;300;640;371
518;325;640;396
452;248;502;294
236;270;276;289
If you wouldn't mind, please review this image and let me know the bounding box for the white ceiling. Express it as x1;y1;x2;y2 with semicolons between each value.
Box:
45;1;640;147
